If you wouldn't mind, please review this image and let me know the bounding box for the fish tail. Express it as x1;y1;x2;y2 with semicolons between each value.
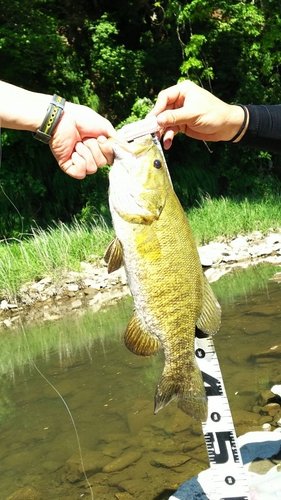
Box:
154;362;207;422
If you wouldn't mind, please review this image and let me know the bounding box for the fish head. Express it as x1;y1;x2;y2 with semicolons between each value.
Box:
109;134;172;224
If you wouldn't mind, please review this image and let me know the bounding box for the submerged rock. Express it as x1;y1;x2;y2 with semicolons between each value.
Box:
150;452;191;469
102;449;142;473
6;486;43;500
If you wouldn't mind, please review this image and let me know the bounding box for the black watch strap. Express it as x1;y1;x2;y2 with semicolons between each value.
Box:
33;94;66;144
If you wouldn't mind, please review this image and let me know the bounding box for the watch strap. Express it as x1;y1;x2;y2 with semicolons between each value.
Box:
34;94;66;144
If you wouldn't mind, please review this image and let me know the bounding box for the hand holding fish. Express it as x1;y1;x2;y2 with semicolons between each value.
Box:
0;80;115;179
49;103;115;178
148;80;248;150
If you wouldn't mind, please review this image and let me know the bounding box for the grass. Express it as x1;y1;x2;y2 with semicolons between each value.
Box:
187;195;281;245
0;218;114;302
0;195;281;302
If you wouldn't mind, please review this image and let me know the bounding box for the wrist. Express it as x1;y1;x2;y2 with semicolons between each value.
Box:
225;104;249;142
34;94;66;144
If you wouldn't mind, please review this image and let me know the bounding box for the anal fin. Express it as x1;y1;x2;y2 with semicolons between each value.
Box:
125;311;161;356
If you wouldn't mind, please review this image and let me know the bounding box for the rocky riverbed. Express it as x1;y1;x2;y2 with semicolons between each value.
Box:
2;230;281;330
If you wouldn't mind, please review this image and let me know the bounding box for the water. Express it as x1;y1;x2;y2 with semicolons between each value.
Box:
1;265;281;500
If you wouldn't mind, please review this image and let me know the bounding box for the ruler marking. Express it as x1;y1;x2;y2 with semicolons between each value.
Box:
195;336;250;500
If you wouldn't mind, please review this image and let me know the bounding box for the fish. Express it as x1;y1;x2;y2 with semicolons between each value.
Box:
104;134;221;421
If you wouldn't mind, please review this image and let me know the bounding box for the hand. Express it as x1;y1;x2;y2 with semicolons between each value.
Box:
148;80;246;149
50;102;117;179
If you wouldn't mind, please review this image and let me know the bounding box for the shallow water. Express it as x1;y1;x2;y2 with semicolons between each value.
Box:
1;265;281;499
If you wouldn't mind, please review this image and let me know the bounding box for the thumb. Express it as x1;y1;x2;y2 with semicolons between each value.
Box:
157;108;192;128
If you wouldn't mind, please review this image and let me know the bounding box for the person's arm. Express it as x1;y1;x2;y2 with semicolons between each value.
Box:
239;104;281;153
0;81;115;178
148;80;248;149
149;80;281;153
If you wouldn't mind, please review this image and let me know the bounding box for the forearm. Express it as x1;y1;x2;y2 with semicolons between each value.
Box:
236;104;281;153
0;81;51;132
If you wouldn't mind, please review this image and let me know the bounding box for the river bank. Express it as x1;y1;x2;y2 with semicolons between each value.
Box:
1;229;281;330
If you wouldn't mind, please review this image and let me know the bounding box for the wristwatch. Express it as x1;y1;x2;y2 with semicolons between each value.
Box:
33;94;66;144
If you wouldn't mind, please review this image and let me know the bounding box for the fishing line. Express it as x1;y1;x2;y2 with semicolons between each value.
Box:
0;123;25;239
19;318;94;499
0;123;94;497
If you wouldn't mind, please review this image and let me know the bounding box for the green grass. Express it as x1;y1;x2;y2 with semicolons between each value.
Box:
0;218;114;302
187;195;281;245
0;195;281;302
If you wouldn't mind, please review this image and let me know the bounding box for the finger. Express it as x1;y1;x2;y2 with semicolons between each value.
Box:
147;85;182;116
75;140;100;174
97;136;114;165
156;108;193;128
83;137;112;168
59;154;87;179
161;128;176;150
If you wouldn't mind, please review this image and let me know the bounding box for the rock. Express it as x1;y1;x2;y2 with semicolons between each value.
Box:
80;261;96;273
204;267;231;283
257;389;278;407
102;442;123;458
229;235;249;251
150;452;191;469
0;300;9;310
65;450;110;483
262;403;281;417
2;319;13;328
71;299;82;309
265;233;281;246
6;486;43;500
248;345;281;362
67;284;79;292
270;272;281;283
84;278;99;288
259;415;273;425
115;493;134;500
198;243;228;266
233;409;261;426
102;450;142;473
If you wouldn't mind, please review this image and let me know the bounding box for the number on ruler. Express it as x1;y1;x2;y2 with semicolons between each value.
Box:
202;371;223;397
204;431;240;464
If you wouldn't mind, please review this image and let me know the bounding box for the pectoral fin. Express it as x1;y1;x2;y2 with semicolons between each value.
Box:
125;311;161;356
104;238;124;273
135;225;161;260
196;274;221;336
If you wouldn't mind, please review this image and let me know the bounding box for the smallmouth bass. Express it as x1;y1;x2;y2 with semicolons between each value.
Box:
104;134;221;421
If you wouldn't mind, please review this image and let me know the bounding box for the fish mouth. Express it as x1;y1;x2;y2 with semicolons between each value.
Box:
111;134;155;157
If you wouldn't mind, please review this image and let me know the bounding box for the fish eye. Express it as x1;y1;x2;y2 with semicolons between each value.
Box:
153;159;162;169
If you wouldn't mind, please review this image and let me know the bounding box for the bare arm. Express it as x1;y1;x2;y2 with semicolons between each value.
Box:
0;81;115;178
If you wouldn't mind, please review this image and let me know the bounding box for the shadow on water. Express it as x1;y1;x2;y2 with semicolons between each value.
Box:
1;263;281;499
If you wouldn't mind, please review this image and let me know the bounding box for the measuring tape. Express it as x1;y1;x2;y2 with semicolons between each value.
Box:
195;334;250;500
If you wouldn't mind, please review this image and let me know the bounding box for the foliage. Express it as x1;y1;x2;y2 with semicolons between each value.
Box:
1;0;281;236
